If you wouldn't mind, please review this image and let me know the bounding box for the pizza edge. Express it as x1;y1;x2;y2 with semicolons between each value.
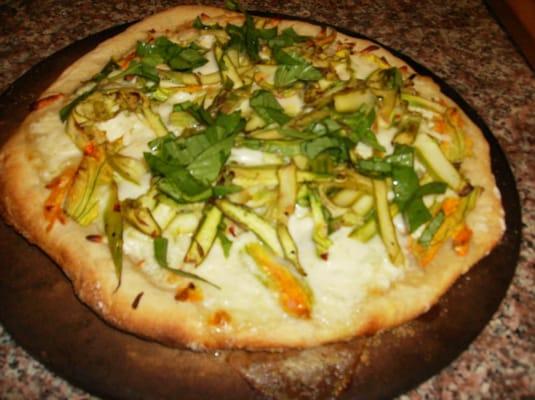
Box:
0;5;505;350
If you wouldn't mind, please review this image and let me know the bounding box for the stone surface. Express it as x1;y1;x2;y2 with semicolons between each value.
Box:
0;0;533;399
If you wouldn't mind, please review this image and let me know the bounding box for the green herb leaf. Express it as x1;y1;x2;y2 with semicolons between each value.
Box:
225;14;275;62
355;157;391;178
341;108;384;151
418;181;448;197
391;165;419;210
405;196;432;232
145;111;244;203
391;164;435;232
239;138;302;156
386;144;414;167
136;37;208;71
212;184;243;197
115;60;160;83
301;136;347;160
268;27;309;49
250;90;291;126
173;101;214;126
273;49;322;87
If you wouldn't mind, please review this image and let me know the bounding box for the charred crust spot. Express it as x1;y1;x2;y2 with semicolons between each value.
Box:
29;93;64;111
209;310;232;327
175;283;203;302
85;234;103;243
132;292;144;309
228;225;237;237
360;45;379;54
459;183;474;197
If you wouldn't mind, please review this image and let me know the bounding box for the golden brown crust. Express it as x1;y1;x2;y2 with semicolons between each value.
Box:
0;6;505;350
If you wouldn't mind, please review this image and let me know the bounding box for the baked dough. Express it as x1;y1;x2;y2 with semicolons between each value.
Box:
0;6;505;350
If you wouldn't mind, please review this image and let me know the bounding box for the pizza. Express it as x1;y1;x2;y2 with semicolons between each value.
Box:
0;4;505;350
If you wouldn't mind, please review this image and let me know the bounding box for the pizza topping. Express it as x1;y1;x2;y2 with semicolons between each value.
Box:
43;165;77;230
64;146;112;226
44;10;483;320
30;93;65;111
245;242;312;319
153;235;219;288
175;282;203;302
104;181;124;287
131;291;144;309
184;205;223;266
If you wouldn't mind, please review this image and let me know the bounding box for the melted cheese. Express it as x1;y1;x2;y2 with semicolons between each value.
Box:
29;111;81;180
122;205;404;329
277;94;304;116
194;49;219;75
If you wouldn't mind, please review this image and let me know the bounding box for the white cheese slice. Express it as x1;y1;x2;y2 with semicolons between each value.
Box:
277;93;304;117
29;111;81;180
228;148;282;166
193;49;219;75
350;55;379;80
122;204;405;329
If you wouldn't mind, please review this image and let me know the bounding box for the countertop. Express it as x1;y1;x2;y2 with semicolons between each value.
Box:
0;0;533;398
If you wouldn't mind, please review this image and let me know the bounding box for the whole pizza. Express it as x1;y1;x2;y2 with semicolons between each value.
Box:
0;4;505;350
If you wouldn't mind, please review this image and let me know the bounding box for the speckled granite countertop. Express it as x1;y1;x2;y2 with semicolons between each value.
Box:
0;0;533;398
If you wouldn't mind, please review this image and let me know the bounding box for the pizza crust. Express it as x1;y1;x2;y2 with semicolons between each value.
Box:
0;6;505;350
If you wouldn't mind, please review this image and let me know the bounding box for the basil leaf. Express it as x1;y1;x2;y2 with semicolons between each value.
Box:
386;144;414;167
418;181;447;197
391;165;419;210
301;136;347;160
115;60;160;83
341;108;384;151
273;48;304;65
145;111;244;203
405;196;432;232
250;90;291;125
418;211;445;247
239;138;302;156
173;101;214;125
355;157;391;178
188;135;236;183
225;14;274;62
136;37;208;71
391;164;434;232
157;177;212;203
213;184;243;197
169;48;207;70
268;27;309;49
273;49;322;87
275;64;323;87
